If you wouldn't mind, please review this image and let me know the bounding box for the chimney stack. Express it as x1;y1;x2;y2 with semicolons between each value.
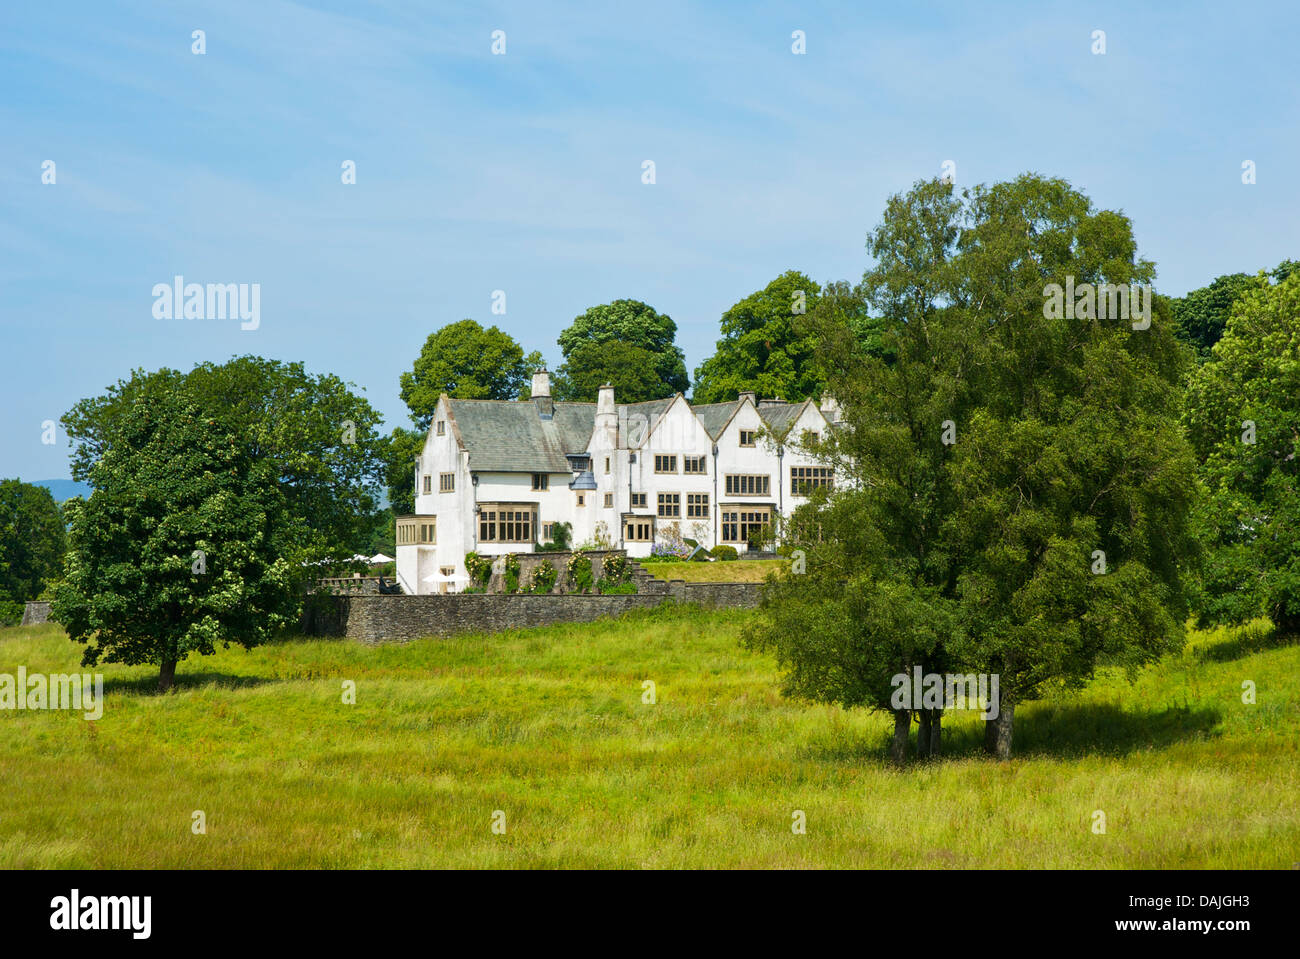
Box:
596;383;617;445
738;390;757;406
531;368;553;418
819;392;841;424
597;383;615;416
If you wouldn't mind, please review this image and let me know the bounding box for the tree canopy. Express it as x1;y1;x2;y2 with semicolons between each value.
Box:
399;319;543;428
1168;260;1298;358
747;175;1199;760
52;396;299;691
1184;271;1300;631
555;300;688;400
0;480;66;624
61;356;385;555
552;340;665;403
692;270;826;403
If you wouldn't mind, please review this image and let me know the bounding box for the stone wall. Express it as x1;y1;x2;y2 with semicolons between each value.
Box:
320;581;762;644
21;601;52;626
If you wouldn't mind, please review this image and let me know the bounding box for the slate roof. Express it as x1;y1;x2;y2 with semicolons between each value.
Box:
447;398;596;472
444;395;817;471
756;399;810;440
692;402;737;439
694;399;810;440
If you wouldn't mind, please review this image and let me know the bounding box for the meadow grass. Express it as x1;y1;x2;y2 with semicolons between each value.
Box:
642;559;784;582
0;607;1296;868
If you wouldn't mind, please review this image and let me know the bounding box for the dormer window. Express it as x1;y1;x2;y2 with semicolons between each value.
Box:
436;420;445;436
739;430;756;447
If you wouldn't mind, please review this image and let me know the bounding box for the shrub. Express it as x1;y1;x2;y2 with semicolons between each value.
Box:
597;579;638;595
565;553;594;593
653;522;692;559
710;544;739;561
0;597;23;627
464;552;493;587
549;521;572;550
577;521;615;551
503;553;521;593
527;560;557;594
601;554;630;584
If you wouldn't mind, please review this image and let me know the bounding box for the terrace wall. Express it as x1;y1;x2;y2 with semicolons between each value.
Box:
310;580;761;644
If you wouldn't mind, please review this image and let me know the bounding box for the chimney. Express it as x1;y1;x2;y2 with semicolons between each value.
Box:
596;383;617;447
738;390;757;406
819;392;841;424
531;368;553;418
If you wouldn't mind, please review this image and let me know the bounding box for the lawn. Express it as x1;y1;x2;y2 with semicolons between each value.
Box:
1;606;1296;868
641;559;784;582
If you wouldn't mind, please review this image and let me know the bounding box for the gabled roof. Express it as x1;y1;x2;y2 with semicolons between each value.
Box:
446;398;595;472
692;402;738;439
691;397;814;442
440;393;825;471
757;398;815;441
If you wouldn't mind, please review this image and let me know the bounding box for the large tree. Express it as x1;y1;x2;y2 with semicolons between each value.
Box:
52;397;299;691
381;425;423;517
555;300;688;400
1184;271;1300;631
693;270;825;403
552;340;665;403
0;480;67;624
400;320;542;428
1168;260;1297;359
61;356;385;556
747;175;1198;761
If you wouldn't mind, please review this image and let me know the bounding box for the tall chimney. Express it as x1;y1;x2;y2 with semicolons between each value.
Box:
597;383;615;416
819;392;841;424
531;368;553;418
738;390;757;406
596;383;617;445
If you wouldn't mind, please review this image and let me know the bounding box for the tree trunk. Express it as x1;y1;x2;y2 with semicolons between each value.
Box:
890;710;910;763
983;703;1014;759
915;710;932;758
158;658;177;694
929;712;942;757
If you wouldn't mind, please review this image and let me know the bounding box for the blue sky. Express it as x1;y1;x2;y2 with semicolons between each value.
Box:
2;0;1297;481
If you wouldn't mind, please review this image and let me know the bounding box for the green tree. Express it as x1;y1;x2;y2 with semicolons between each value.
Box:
747;175;1198;761
400;320;543;428
693;270;825;403
61;356;385;557
380;426;423;517
552;340;665;402
52;397;298;691
1168;260;1298;359
0;480;67;623
1168;273;1258;358
555;300;688;400
1184;271;1300;631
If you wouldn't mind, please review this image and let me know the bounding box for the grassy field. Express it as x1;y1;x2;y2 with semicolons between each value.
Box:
641;559;784;582
1;606;1296;868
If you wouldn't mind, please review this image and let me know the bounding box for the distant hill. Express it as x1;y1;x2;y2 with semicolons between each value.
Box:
30;479;93;502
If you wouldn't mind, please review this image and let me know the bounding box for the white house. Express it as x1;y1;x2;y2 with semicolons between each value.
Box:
395;370;841;594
